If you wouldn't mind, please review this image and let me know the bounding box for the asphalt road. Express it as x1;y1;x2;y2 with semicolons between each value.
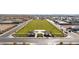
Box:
0;20;32;37
0;19;79;44
0;36;79;44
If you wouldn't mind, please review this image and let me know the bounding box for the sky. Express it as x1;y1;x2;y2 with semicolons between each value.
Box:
0;0;79;14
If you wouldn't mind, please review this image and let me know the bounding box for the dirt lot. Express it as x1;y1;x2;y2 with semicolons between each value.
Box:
0;24;16;34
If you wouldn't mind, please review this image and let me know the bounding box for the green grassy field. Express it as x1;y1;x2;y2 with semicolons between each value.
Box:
15;19;64;37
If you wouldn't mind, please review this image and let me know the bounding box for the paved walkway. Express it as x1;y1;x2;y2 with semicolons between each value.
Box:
0;19;79;44
46;19;61;29
0;20;32;37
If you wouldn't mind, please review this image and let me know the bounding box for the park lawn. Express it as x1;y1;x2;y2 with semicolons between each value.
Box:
15;19;64;37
